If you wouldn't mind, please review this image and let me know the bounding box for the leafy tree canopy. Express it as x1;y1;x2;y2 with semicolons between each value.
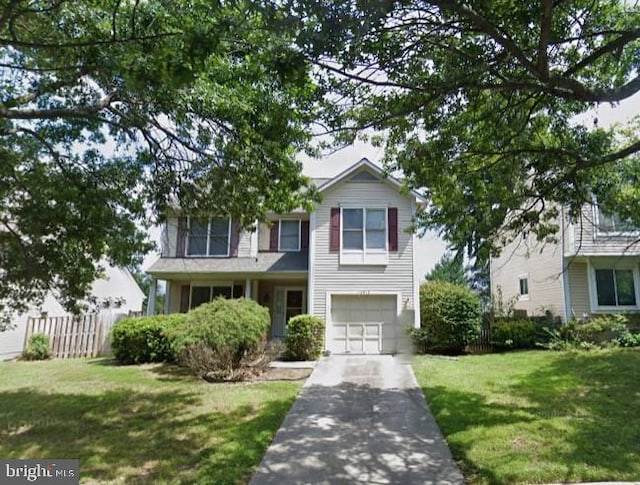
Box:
425;252;466;285
284;0;640;261
0;0;320;324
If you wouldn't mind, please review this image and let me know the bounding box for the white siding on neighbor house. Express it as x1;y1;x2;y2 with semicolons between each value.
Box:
311;180;416;328
490;235;565;319
162;217;252;258
567;261;590;319
569;204;640;256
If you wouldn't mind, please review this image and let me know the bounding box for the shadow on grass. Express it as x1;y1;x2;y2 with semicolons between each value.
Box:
0;387;295;484
421;349;640;484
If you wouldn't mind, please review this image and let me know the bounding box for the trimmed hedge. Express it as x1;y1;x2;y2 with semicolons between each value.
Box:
490;319;539;350
111;314;186;364
168;298;271;379
284;314;325;361
417;281;482;354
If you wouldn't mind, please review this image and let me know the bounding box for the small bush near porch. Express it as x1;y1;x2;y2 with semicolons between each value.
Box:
413;349;640;484
0;358;301;484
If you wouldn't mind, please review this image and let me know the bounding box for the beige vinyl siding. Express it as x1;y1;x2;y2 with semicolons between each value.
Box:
567;262;590;319
570;204;640;256
491;236;565;318
162;217;251;258
312;180;416;326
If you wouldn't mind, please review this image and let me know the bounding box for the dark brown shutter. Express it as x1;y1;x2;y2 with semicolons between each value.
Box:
301;220;309;249
176;217;187;257
269;221;279;251
180;285;190;313
330;208;340;251
233;284;244;298
229;220;240;257
388;207;398;252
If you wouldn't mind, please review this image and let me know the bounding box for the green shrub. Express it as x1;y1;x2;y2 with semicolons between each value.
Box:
168;298;271;380
284;314;325;361
541;314;633;350
418;281;482;354
490;319;539;350
111;314;186;364
22;333;51;360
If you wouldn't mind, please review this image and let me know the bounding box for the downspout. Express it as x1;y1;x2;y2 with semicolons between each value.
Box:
561;207;572;322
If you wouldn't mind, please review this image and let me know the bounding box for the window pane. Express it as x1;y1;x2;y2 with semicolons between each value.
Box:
187;219;208;255
519;278;529;296
286;290;303;308
208;219;229;256
280;221;300;250
615;270;636;305
595;270;616;306
366;209;386;230
343;231;363;249
366;230;386;249
212;286;232;299
343;209;363;229
190;286;211;309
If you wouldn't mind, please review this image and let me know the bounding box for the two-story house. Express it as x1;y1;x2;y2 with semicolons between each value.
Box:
491;204;640;321
146;158;426;354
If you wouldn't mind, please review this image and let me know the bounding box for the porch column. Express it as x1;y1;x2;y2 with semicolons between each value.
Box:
146;277;157;315
164;280;171;314
245;279;252;299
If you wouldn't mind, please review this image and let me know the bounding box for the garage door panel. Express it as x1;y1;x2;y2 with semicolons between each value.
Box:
329;295;398;355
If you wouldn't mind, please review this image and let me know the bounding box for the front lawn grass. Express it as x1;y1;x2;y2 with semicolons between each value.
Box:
0;358;302;484
413;349;640;484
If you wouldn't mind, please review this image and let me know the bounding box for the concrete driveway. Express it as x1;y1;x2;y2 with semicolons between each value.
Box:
250;355;464;485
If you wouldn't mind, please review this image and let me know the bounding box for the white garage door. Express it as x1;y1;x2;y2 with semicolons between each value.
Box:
329;295;398;354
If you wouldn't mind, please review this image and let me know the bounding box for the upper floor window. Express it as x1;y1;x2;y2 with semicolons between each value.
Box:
279;220;301;251
340;207;388;264
187;218;230;257
594;269;637;307
597;207;639;233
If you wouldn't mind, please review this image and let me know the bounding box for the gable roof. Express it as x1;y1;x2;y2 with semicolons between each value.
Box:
316;158;427;203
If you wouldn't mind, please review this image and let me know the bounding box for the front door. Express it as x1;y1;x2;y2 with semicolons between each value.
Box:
272;287;305;339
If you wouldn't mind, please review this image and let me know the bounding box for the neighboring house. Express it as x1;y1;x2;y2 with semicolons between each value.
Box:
146;158;426;354
0;264;145;360
491;204;640;321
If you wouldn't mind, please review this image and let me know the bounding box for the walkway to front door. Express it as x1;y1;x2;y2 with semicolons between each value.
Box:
250;355;464;484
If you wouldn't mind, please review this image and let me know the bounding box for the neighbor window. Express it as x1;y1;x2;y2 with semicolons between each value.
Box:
595;269;637;307
190;285;233;310
187;218;230;256
519;277;529;298
279;220;301;251
597;207;639;233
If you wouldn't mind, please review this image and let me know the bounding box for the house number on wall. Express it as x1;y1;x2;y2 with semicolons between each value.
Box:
359;290;370;295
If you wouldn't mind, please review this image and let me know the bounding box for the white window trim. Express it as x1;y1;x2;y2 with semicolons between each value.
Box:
339;206;388;265
186;217;231;257
278;219;301;252
593;205;640;237
587;259;640;312
518;274;530;301
189;281;234;310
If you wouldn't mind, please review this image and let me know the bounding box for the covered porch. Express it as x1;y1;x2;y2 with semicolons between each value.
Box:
156;275;308;340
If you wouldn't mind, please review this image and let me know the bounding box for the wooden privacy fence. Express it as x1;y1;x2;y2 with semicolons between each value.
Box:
25;312;128;358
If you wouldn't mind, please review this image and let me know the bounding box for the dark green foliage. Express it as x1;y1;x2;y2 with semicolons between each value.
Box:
0;0;321;327
417;281;482;354
425;252;466;285
22;333;51;361
490;319;539;350
284;314;325;361
290;0;640;263
168;298;270;379
111;315;186;364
